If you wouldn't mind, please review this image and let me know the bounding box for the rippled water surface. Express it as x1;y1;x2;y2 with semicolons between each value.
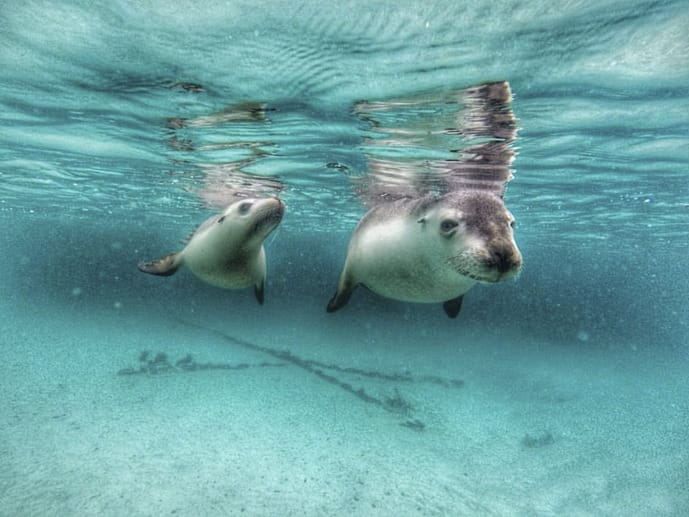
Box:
1;1;688;515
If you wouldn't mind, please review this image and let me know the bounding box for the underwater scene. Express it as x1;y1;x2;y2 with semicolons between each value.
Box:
1;1;688;515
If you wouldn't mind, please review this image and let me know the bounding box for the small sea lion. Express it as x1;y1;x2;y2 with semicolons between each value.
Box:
327;191;521;317
138;197;284;304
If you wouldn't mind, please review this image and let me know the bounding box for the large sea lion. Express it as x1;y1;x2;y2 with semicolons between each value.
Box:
327;190;521;317
138;197;284;304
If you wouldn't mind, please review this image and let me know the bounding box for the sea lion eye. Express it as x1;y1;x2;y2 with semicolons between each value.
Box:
239;202;252;215
217;216;225;224
440;219;458;232
509;220;515;229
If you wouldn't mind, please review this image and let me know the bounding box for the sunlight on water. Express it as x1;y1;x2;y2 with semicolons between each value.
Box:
1;0;687;241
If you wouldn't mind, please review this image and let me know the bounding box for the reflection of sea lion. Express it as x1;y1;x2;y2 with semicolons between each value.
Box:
138;197;284;304
327;191;521;318
165;101;269;129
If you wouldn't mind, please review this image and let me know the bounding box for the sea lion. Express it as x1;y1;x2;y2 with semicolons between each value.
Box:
327;190;521;317
138;197;284;304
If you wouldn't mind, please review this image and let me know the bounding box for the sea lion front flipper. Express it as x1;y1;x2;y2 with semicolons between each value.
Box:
327;275;356;313
443;295;464;318
254;281;265;305
138;253;182;277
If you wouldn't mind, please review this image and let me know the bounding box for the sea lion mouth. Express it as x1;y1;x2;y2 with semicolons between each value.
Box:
447;255;484;281
447;251;521;283
456;269;498;283
454;267;519;283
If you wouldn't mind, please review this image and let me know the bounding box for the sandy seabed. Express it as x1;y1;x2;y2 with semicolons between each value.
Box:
1;298;687;516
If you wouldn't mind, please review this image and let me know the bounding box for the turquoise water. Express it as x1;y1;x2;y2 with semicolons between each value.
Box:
1;1;688;515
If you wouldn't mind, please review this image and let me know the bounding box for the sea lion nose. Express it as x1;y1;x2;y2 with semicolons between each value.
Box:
489;248;520;273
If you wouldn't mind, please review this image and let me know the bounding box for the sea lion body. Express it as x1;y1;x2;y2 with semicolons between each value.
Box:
327;191;521;317
138;197;284;303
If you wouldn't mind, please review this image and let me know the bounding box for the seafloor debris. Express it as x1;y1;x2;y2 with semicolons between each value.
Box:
117;351;284;376
384;388;414;416
521;431;554;449
400;419;425;431
118;323;466;431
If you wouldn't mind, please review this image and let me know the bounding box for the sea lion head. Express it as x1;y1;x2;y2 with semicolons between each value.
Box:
419;191;522;283
217;196;285;245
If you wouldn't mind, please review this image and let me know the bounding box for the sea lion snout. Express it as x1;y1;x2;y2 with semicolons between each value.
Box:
482;243;522;279
249;196;285;236
264;196;284;211
264;197;285;222
488;247;521;272
272;197;285;216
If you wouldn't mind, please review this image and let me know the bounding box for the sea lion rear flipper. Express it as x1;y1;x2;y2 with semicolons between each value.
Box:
443;295;464;318
254;281;264;305
137;253;182;277
327;276;356;313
